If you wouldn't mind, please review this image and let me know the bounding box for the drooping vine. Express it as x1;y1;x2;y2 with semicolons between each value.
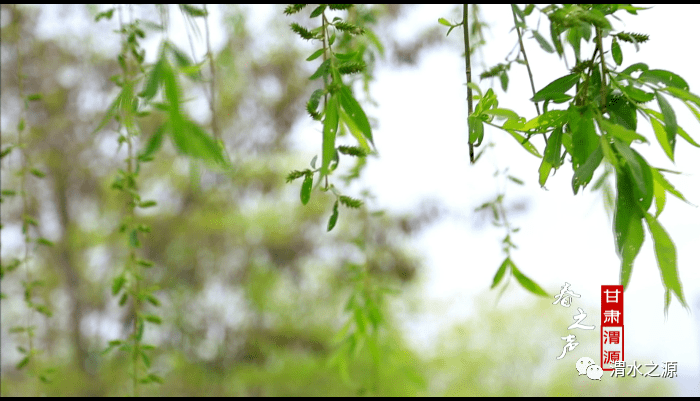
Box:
284;4;375;231
454;4;699;313
2;4;55;391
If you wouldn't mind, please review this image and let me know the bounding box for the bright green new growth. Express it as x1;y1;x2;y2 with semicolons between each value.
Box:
454;4;697;314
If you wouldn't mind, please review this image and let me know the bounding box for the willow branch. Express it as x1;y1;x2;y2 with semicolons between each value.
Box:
511;6;540;117
463;4;475;163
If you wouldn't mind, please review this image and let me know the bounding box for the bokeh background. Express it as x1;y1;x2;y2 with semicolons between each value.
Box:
1;4;698;396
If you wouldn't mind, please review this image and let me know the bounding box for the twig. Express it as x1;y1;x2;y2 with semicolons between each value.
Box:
463;4;475;163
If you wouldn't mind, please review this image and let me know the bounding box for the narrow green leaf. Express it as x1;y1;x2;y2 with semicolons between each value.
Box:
600;119;647;144
139;124;166;161
531;74;579;102
140;57;163;101
572;143;603;194
612;141;653;211
655;91;677;153
504;130;541;158
544;125;564;168
36;237;54;246
651;168;691;205
438;17;451;27
144;314;162;324
338;85;373;145
170;120;226;165
619;62;649;77
538;158;552;188
310;4;326;18
511;263;548;297
129;229;140;248
491;258;510;289
327;200;339;232
665;86;700;107
639;69;690;91
619;85;654;103
653;173;666;217
16;356;30;370
112;275;126;295
677;124;700;148
532;30;554;53
306;48;325;62
613;168;642;262
468;116;484;146
321;94;340;176
483;108;519;121
650;117;674;162
309;59;331;80
611;38;623;65
644;212;688;309
300;174;312;205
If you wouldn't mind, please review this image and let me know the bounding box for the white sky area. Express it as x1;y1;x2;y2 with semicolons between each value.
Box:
3;4;699;395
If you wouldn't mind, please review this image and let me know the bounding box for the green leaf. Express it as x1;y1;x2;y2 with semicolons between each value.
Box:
139;124;166;161
639;69;690;91
651;168;691;205
468;116;484;146
569;106;598;170
677;123;700;148
538;158;552;188
119;293;128;306
327;200;339;232
531;74;579;102
139;200;157;208
144;314;162;324
612;141;653;211
438;17;452;27
338;85;373;145
550;21;564;56
650;117;674;162
653;174;666;218
306;48;325;62
500;72;509;91
600;119;647;144
614;169;645;288
532;30;554;53
310;4;326;18
36;237;54;246
644;212;688;311
619;85;654;103
664;86;700;107
112;275;126;295
607;95;637;130
140;57;163;101
503;129;541;158
619;62;649;77
491;258;510;289
309;59;331;80
572;143;602;194
170;120;226;165
483;108;519;121
511;263;548;297
321;94;340;176
655;91;677;152
95;8;115;22
300;174;312;205
544;125;564;168
611;38;623;65
129;229;140;248
16;356;30;370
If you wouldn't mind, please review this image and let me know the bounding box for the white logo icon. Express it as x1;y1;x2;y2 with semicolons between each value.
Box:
586;364;603;380
576;357;595;375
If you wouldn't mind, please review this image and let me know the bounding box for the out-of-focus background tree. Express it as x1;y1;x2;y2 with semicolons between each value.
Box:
0;4;684;396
